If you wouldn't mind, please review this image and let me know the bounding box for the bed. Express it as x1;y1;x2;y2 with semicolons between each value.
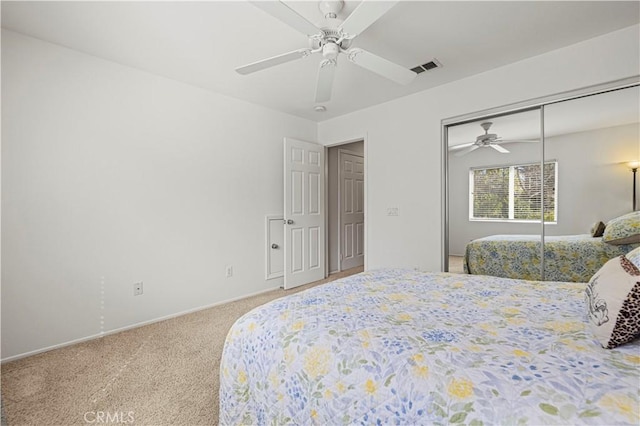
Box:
463;234;639;282
219;268;640;425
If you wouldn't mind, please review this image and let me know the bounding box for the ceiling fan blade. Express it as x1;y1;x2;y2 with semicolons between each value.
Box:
345;48;416;85
236;48;313;75
496;139;539;144
340;0;399;37
490;144;510;153
454;145;480;157
251;1;321;36
448;142;476;151
315;60;336;103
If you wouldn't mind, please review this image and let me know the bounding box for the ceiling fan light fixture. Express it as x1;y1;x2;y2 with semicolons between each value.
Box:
322;42;340;60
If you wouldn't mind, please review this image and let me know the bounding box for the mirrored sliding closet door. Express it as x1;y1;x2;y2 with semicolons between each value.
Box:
542;85;640;282
446;108;543;279
444;79;640;281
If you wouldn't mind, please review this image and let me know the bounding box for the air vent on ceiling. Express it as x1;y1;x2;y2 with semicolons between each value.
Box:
411;59;442;74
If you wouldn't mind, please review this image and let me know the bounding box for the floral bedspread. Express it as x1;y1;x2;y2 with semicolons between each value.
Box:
464;234;639;282
219;269;640;425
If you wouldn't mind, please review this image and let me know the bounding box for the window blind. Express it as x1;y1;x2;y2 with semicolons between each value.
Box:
472;167;510;219
470;162;557;222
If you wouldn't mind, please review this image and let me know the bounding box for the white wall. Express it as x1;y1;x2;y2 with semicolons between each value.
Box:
448;124;639;255
327;141;364;273
546;125;638;230
1;30;317;360
318;25;640;270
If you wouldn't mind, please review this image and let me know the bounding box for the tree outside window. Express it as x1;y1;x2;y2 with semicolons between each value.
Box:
470;162;557;223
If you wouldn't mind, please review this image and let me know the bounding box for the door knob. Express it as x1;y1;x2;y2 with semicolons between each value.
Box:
271;244;279;249
285;219;294;224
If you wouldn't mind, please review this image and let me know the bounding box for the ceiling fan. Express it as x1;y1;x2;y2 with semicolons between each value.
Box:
449;122;538;156
236;0;417;103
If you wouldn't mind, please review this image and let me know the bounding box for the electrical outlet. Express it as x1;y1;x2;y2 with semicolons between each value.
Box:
133;282;143;296
225;265;233;278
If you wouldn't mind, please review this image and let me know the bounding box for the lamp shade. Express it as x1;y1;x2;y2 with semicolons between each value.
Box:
628;161;640;170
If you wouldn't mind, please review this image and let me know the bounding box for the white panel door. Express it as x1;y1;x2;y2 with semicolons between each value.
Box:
340;151;364;270
284;138;325;289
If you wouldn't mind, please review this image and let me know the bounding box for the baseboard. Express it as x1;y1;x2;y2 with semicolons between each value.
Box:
1;285;281;364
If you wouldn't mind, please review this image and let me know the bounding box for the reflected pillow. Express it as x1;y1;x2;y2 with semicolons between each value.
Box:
626;246;640;270
590;221;606;237
586;255;640;349
602;212;640;245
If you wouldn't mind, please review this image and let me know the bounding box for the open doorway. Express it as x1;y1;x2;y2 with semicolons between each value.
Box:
327;140;365;274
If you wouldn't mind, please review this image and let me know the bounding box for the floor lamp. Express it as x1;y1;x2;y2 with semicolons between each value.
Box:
630;161;639;211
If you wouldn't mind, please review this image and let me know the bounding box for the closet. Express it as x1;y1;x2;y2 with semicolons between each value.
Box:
443;78;640;280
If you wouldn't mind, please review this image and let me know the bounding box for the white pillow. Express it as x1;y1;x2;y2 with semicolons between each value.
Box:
586;256;640;348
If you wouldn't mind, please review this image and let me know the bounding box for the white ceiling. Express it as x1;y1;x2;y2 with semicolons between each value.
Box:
2;1;639;122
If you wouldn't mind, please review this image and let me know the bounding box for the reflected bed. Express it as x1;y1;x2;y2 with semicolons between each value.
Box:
463;234;638;282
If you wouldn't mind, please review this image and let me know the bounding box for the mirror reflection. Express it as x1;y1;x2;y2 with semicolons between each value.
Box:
542;85;640;282
446;85;640;282
447;109;543;279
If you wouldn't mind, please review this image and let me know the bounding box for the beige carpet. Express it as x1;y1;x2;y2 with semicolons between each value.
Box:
1;267;363;426
449;255;465;274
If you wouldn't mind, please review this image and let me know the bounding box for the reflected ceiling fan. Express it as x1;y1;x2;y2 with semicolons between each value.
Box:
236;0;417;103
449;122;538;156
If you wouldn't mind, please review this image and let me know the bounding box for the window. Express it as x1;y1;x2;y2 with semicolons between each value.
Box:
469;162;557;223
